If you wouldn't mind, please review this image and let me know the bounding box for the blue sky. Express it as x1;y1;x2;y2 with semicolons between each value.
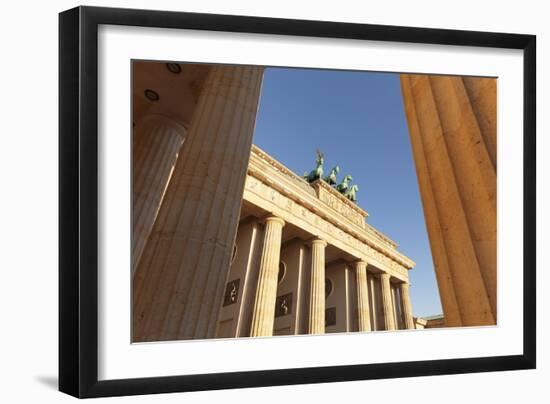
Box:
252;67;442;317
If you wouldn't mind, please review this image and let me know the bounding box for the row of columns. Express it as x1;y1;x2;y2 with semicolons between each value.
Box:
249;215;415;337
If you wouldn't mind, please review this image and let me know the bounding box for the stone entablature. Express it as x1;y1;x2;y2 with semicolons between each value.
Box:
310;179;368;227
251;146;317;197
245;146;415;281
310;179;399;250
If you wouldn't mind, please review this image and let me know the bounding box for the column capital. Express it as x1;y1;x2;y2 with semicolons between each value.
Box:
380;272;391;281
308;237;327;248
353;259;368;268
262;215;285;227
137;110;189;136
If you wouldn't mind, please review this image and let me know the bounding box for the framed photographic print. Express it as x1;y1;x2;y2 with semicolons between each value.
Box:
59;5;536;398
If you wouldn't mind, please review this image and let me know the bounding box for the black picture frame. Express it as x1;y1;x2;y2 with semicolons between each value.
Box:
59;5;536;398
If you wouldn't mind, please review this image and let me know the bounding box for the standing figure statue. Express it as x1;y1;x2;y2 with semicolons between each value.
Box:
344;184;359;203
336;174;352;194
303;149;325;183
323;165;340;186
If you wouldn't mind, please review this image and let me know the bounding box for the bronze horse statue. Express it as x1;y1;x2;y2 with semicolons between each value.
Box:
303;149;325;183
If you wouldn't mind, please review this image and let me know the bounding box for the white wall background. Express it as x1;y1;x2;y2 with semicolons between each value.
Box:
0;0;546;402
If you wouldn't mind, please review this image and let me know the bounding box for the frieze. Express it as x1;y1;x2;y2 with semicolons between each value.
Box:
311;180;367;228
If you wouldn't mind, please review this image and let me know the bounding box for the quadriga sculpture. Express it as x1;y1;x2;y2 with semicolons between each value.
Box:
303;149;325;183
324;165;340;186
302;150;360;203
344;184;359;202
336;174;352;194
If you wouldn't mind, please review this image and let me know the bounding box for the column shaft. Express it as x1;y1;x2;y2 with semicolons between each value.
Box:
250;217;285;336
133;65;264;342
132;114;186;274
400;74;496;326
308;239;327;334
462;77;497;169
355;261;371;332
399;283;415;330
380;273;395;331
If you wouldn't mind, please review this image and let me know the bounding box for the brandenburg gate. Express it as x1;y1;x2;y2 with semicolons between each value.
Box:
132;61;496;342
217;145;416;338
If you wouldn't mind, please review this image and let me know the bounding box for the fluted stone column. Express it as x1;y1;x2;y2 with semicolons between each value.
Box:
132;113;187;274
309;239;327;334
380;273;395;331
462;77;497;169
133;65;264;342
399;282;415;330
354;260;371;332
250;216;285;337
400;74;496;327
